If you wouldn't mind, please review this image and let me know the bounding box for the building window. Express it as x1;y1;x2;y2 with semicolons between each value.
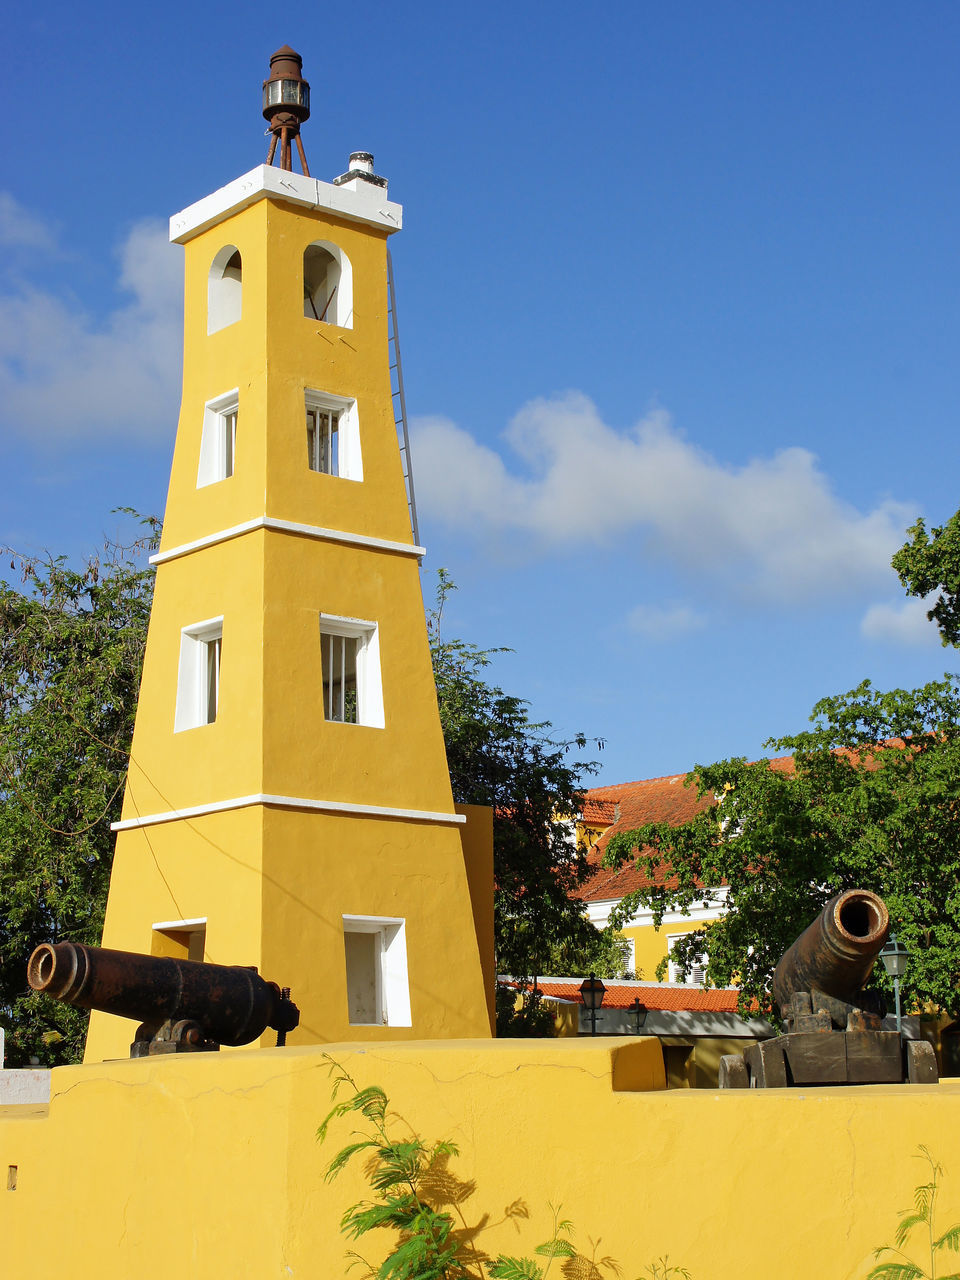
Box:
174;618;223;732
305;390;362;481
151;918;206;962
208;245;242;335
307;404;340;475
303;241;353;328
319;615;384;728
667;933;708;985
342;916;411;1026
197;390;239;487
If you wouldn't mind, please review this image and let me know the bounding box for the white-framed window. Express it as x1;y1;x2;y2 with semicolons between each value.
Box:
303;240;353;328
305;389;362;481
174;617;223;732
667;932;708;985
197;390;239;487
152;917;206;962
208;245;242;335
342;915;411;1026
319;614;384;728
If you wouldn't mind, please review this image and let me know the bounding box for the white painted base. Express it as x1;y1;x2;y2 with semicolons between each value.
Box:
0;1069;52;1105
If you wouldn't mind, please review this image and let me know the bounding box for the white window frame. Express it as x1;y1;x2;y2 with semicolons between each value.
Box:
666;932;708;985
174;617;224;732
319;614;384;728
305;388;362;482
197;390;239;487
152;917;206;962
303;240;353;329
342;915;411;1027
207;244;242;335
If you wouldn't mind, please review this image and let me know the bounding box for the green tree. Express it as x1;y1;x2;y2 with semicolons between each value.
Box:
604;677;960;1021
894;512;960;647
0;519;157;1066
427;571;602;984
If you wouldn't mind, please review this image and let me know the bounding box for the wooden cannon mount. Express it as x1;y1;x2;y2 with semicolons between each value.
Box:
719;890;938;1088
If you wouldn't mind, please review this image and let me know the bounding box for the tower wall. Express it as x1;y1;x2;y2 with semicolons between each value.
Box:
88;165;493;1060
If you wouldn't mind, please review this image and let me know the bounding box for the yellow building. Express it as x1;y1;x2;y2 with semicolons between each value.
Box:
86;59;493;1061
576;773;723;981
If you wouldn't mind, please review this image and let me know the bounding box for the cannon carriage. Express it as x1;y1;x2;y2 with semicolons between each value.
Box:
719;889;939;1088
28;941;300;1057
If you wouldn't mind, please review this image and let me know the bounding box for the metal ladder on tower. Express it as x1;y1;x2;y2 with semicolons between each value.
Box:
387;250;421;550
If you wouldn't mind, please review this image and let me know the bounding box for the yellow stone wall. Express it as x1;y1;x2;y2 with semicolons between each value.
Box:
2;1042;959;1279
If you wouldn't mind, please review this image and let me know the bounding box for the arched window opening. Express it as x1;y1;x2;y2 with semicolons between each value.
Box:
208;245;242;335
303;241;353;328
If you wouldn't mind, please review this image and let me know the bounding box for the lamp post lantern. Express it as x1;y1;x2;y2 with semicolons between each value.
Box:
630;997;648;1034
880;933;910;1035
579;973;606;1037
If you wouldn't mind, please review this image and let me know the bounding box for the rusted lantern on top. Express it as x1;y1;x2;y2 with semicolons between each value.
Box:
262;46;311;174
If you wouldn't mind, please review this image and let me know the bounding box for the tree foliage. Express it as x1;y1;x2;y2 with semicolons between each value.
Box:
605;677;960;1020
894;513;960;647
427;571;601;982
0;519;157;1065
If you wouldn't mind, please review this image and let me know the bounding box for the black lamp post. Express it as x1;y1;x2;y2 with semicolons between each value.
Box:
880;933;910;1035
630;997;648;1034
579;973;606;1036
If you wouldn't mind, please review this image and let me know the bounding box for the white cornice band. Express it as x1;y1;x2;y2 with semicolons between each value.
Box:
112;792;466;832
169;165;403;243
150;516;425;565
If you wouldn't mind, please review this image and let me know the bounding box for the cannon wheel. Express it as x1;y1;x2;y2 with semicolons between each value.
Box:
718;1054;749;1088
905;1040;939;1084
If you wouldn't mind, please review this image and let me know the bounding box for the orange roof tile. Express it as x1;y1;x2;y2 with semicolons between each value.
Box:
575;747;886;902
576;771;715;901
502;979;744;1013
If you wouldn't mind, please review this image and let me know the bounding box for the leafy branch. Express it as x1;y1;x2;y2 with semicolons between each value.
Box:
317;1055;690;1280
868;1147;960;1280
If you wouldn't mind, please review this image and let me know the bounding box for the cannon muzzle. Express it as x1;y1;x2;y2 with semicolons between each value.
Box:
28;942;300;1055
771;888;889;1027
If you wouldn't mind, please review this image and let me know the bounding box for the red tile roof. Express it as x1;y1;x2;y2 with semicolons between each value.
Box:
582;796;618;826
577;771;715;901
502;978;743;1013
575;741;910;903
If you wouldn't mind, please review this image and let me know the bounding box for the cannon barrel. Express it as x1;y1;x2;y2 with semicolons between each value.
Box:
28;942;298;1048
771;888;890;1017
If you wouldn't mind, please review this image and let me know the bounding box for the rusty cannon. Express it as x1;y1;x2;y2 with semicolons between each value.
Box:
27;941;300;1057
719;889;938;1088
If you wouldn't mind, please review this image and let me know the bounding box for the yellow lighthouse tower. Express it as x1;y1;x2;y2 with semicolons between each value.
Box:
86;48;493;1060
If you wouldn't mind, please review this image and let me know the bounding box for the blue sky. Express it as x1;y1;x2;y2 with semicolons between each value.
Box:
2;2;960;785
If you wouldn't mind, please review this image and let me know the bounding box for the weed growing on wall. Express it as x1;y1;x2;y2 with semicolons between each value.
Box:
868;1147;960;1280
643;1262;691;1280
318;1054;691;1279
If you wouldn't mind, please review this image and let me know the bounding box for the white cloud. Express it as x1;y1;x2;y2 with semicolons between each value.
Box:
0;193;57;251
860;596;943;647
626;601;706;640
0;215;182;442
413;392;914;602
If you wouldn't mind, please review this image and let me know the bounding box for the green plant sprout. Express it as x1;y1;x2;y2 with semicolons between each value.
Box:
643;1260;691;1280
868;1147;960;1280
317;1054;691;1280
